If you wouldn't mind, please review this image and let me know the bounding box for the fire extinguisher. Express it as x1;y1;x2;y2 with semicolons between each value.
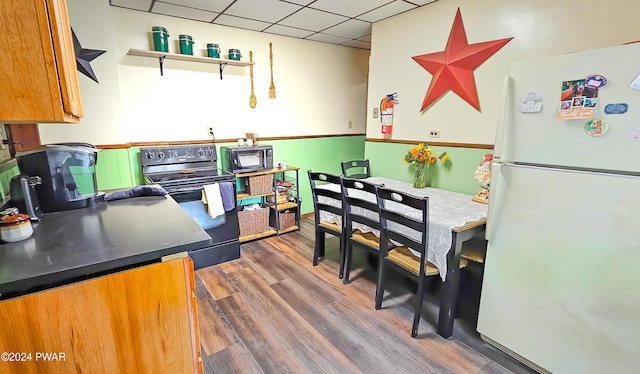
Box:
380;93;397;135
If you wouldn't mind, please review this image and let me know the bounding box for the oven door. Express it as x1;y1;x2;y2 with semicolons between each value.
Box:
169;184;240;244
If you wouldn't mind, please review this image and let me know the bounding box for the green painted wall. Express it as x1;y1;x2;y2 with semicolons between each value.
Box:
95;148;135;190
364;141;492;196
97;135;366;214
0;159;20;204
225;136;366;214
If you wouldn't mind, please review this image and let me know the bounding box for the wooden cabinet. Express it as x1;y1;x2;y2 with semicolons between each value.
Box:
0;0;83;124
0;255;202;373
236;167;301;242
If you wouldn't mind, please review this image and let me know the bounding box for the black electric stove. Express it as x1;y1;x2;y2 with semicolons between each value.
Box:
140;144;240;269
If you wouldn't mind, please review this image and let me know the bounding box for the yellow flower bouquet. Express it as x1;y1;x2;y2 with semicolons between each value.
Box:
403;143;449;188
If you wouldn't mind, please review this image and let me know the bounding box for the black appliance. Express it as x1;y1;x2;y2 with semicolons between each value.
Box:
220;145;273;174
14;144;105;213
140;143;240;269
9;175;43;221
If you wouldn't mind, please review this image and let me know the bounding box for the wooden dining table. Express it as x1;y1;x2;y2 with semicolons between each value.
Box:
318;176;488;338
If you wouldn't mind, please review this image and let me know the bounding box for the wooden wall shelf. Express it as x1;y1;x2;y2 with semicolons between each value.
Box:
126;48;254;79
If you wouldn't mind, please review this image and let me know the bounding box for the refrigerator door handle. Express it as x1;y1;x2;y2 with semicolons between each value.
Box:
492;75;511;161
486;162;504;241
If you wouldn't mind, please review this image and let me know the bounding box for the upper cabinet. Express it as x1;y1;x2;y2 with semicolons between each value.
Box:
0;0;83;124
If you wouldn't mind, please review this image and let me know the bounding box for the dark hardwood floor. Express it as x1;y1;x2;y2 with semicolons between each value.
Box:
195;218;535;374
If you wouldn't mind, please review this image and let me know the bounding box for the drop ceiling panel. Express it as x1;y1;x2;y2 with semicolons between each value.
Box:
310;0;392;18
152;2;218;22
109;0;439;49
279;8;348;31
357;1;416;22
110;0;152;12
263;24;315;39
225;0;303;23
323;19;371;39
160;0;234;13
305;33;351;45
214;14;272;31
409;0;438;5
283;0;315;5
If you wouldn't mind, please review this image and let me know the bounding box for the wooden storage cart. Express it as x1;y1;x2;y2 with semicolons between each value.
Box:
236;166;300;242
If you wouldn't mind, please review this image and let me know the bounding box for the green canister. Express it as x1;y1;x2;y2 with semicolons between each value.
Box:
179;34;194;55
152;26;169;52
207;43;220;58
228;48;241;61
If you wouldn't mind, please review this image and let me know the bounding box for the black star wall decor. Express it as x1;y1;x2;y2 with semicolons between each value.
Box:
72;27;106;83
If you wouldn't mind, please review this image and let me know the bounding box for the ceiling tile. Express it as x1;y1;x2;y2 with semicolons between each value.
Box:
409;0;438;5
263;24;315;38
356;0;416;22
213;15;272;31
152;2;218;22
282;0;314;5
322;19;371;39
279;8;348;31
310;0;391;18
305;33;351;45
225;0;302;23
111;0;152;11
358;34;371;42
160;0;234;13
342;40;371;49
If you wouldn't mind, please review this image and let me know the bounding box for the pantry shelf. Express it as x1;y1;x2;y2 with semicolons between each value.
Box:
126;48;254;79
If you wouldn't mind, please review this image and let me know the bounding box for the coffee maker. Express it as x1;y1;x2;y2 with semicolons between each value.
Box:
13;143;105;213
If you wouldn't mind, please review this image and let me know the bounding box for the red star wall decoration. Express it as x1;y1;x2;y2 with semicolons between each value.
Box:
412;8;513;112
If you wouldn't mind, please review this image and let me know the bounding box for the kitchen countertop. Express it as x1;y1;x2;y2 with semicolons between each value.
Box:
0;192;211;298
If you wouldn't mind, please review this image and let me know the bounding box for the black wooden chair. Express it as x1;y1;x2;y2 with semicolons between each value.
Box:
340;160;370;179
340;178;392;287
308;171;346;278
374;185;468;338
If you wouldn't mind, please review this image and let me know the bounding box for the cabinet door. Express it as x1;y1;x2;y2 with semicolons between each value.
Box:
0;0;83;124
0;258;200;373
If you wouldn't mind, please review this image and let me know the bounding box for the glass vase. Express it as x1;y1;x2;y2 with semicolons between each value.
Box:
413;163;427;188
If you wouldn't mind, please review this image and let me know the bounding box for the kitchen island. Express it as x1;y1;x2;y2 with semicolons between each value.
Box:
0;193;209;373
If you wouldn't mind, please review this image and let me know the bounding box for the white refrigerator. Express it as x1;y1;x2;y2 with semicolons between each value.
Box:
477;43;640;374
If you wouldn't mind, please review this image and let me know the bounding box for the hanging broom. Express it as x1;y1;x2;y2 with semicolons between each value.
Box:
269;42;276;99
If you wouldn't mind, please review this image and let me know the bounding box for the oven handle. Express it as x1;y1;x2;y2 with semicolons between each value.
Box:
167;185;204;195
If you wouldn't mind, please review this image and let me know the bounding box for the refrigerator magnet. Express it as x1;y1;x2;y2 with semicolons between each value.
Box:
604;103;628;114
585;74;607;88
585;119;608;136
520;91;542;113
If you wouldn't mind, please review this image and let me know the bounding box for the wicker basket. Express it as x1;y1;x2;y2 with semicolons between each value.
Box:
245;174;274;195
238;206;270;236
279;211;295;230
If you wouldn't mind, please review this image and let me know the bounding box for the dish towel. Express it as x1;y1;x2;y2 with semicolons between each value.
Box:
202;183;225;219
218;182;235;212
105;185;168;202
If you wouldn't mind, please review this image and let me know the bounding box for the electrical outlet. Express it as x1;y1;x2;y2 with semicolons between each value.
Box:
348;120;353;128
429;130;440;138
207;126;214;136
373;108;379;118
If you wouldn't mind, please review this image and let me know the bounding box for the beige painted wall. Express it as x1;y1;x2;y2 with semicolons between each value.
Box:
366;0;639;144
39;0;369;145
39;0;124;145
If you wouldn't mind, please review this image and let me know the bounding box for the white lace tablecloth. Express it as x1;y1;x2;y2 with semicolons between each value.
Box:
318;177;488;280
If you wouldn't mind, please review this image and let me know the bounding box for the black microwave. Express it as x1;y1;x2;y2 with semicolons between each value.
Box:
220;145;274;174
